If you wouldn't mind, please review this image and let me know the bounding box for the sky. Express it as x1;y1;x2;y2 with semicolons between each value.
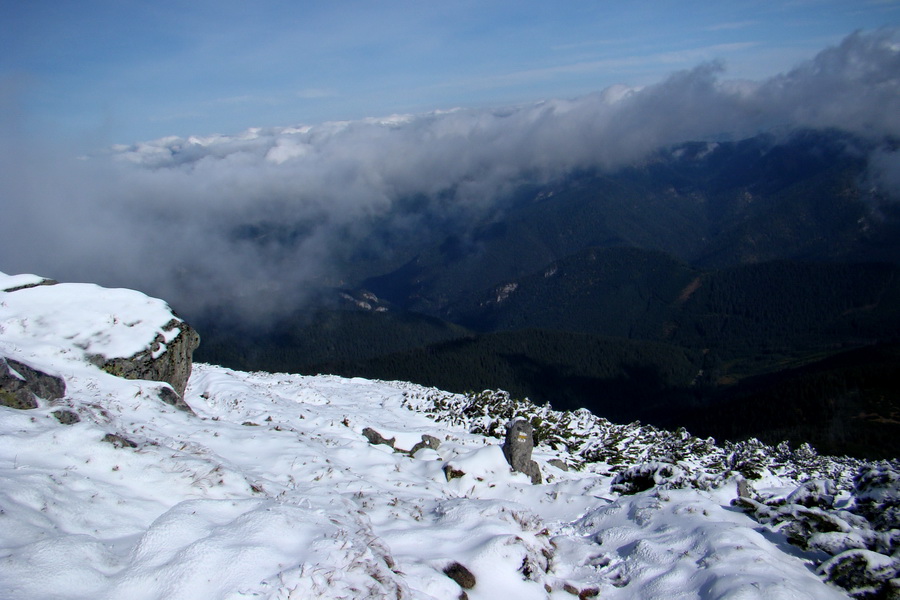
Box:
1;2;899;320
2;0;898;146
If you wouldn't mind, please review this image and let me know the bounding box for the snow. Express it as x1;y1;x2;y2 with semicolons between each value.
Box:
0;272;50;292
0;281;181;365
568;489;847;599
0;360;858;599
0;274;867;599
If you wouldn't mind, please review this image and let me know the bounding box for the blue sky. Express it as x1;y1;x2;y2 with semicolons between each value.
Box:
2;0;897;147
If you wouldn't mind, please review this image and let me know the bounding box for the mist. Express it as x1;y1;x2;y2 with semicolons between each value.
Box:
2;29;899;321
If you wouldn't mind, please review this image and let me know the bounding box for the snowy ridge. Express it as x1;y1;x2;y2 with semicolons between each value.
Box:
1;275;898;599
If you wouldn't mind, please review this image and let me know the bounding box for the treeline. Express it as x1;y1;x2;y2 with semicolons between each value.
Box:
194;256;900;459
319;335;900;459
193;308;467;374
670;342;900;459
452;249;900;367
671;260;900;360
314;329;700;424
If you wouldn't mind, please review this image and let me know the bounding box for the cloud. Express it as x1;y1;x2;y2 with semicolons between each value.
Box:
1;29;898;322
454;42;758;91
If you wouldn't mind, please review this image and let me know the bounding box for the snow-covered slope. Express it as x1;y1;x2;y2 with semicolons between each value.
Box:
1;272;896;599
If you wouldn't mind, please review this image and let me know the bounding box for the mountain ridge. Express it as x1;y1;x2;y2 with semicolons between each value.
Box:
191;128;900;458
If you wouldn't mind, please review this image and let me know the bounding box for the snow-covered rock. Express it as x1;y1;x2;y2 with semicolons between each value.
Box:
0;356;66;409
0;271;198;408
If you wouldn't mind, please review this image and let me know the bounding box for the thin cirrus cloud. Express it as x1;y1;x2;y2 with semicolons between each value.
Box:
705;21;759;31
296;89;338;100
452;42;761;91
1;30;899;321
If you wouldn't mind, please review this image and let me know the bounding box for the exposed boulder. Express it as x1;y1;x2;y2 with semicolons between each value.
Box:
409;434;441;456
92;318;200;401
502;418;542;484
156;384;195;414
1;273;200;411
102;433;138;449
52;409;81;425
443;464;466;481
0;357;66;410
548;459;569;472
362;427;396;448
443;562;476;589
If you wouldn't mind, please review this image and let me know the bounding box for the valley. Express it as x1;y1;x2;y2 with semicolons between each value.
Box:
194;130;900;459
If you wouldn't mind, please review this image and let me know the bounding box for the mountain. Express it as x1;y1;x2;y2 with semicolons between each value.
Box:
194;128;900;459
3;271;899;598
359;129;897;314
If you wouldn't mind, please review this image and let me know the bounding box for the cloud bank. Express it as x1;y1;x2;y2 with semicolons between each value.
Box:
2;30;899;320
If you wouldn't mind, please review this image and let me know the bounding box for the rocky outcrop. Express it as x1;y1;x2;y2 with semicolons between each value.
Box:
91;318;199;406
0;357;66;410
1;272;200;413
502;418;542;484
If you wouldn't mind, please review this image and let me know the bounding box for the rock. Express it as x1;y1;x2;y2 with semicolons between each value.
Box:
1;277;199;411
736;478;752;501
52;409;80;425
102;433;137;448
502;418;542;484
548;459;569;472
443;464;466;481
93;318;199;401
443;562;476;589
157;385;194;413
0;357;66;410
409;434;441;455
362;427;396;448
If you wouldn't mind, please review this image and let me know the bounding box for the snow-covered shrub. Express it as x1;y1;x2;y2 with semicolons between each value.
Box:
735;462;900;598
818;549;900;600
785;479;837;508
402;385;865;493
854;463;900;533
610;461;688;495
778;505;870;552
722;438;771;480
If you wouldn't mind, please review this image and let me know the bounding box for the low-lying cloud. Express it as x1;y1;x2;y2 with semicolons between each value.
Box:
2;29;899;321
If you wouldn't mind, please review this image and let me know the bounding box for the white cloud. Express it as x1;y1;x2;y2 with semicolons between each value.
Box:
1;30;898;320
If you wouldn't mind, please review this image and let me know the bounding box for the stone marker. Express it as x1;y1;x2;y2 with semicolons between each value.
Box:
502;418;542;484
